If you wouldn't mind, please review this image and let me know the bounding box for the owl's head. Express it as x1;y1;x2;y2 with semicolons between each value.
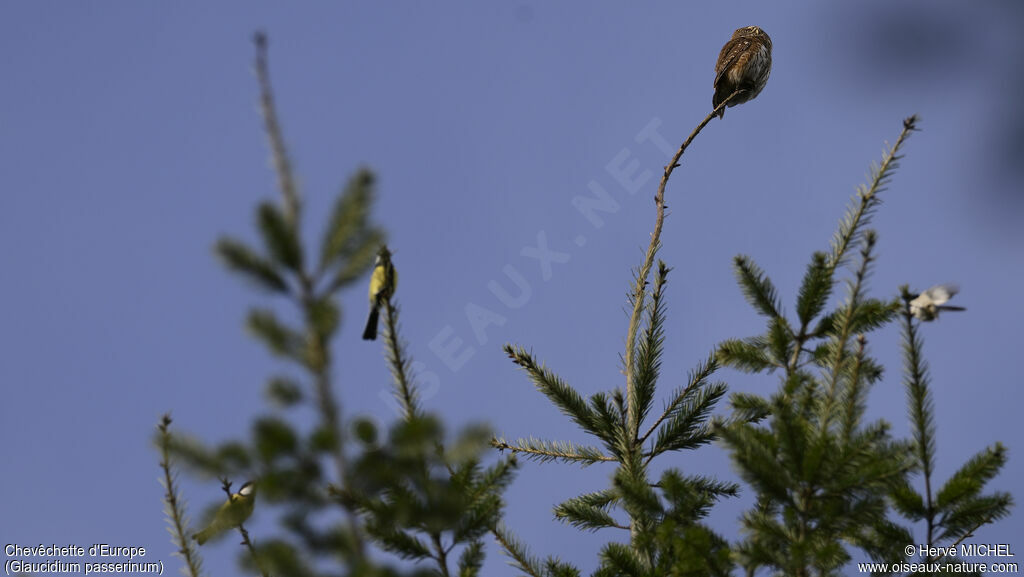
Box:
733;26;771;47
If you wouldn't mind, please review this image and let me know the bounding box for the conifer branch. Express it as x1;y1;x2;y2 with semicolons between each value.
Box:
724;392;773;424
587;392;627;459
826;115;918;274
929;514;993;567
820;230;877;433
318;169;384;283
795;252;831;329
600;542;647;576
789;252;830;372
430;533;452;577
247;308;305;360
631;261;669;438
237;524;269;577
839;335;869;442
382;296;419;419
156;415;204;577
372;276;515;577
503;345;597;434
303;277;366;562
655;472;741;500
639;354;718;446
899;285;937;547
253;31;300;226
490;437;615;465
492;523;546;577
618;95;736;553
215;238;291;295
624;91;740;437
457;541;485;577
257;201;303;272
251;32;367;562
898;296;1013;549
554;496;629;531
733;255;785;320
937;444;1009;510
646;379;725;461
717;338;780;372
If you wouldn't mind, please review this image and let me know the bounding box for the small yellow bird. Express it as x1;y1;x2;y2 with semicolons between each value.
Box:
362;246;397;341
193;481;256;545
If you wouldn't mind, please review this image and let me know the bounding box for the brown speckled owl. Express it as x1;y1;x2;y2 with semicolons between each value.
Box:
713;26;772;118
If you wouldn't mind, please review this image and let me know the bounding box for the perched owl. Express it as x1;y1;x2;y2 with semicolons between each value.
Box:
713;26;773;118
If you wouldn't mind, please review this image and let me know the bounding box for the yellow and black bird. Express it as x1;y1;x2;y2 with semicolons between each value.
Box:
193;481;256;545
362;246;397;341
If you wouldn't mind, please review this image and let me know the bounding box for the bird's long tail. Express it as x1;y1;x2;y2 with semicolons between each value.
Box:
193;528;212;545
362;306;380;341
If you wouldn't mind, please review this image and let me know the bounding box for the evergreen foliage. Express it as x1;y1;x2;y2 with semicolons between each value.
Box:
885;287;1013;574
493;107;749;576
495;113;1013;577
157;32;514;577
713;117;1013;576
157;415;204;577
155;33;1014;577
714;119;921;575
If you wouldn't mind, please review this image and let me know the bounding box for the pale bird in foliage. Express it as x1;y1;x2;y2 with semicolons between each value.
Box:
910;284;966;321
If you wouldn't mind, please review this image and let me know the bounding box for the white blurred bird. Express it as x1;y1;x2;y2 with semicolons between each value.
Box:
909;284;966;321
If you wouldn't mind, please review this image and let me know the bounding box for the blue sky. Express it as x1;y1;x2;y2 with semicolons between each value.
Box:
2;2;1021;575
